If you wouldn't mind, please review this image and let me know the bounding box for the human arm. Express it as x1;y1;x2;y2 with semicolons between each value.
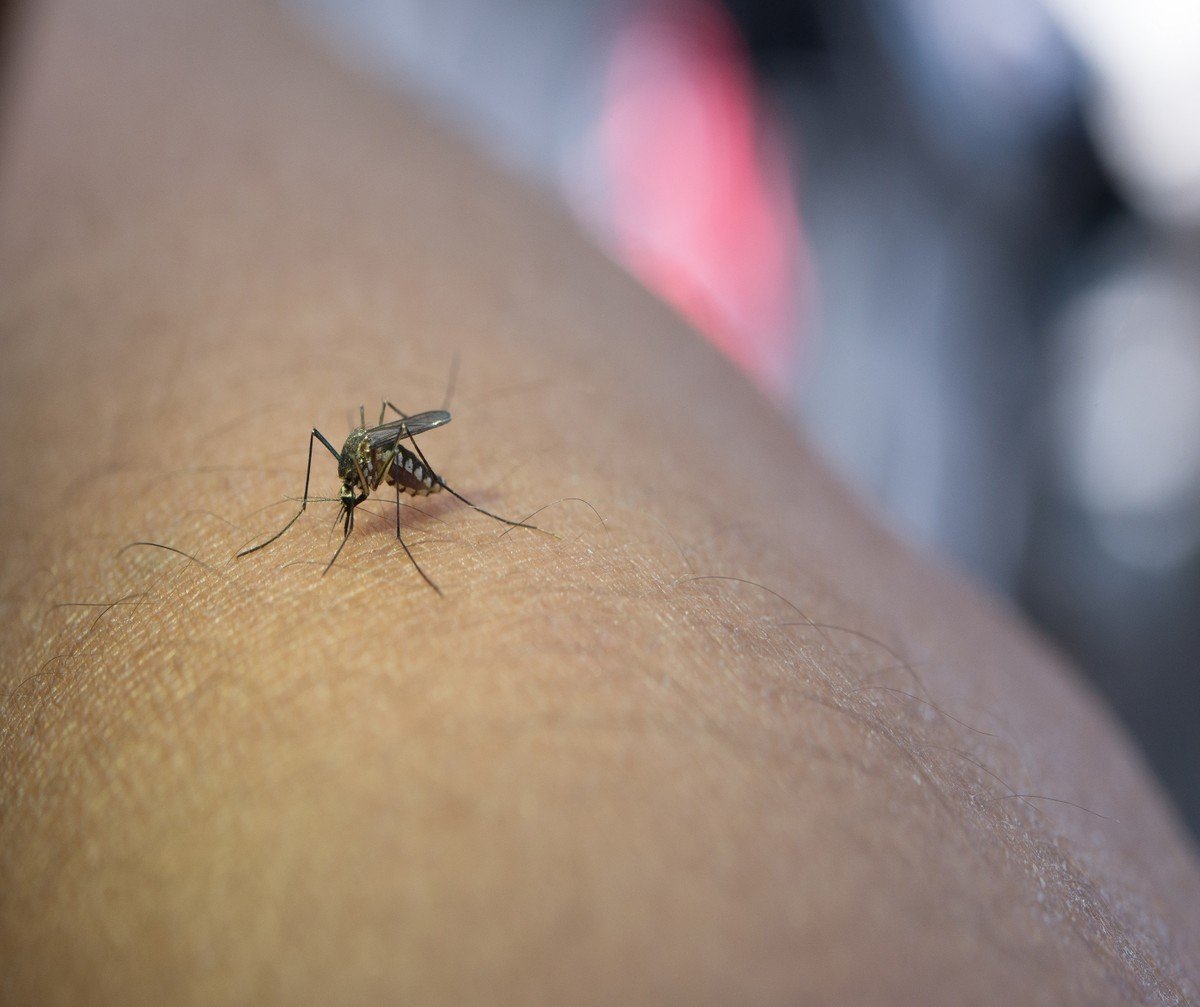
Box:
1;0;1198;1002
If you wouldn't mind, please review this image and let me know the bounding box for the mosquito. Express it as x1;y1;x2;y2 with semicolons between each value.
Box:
237;401;539;592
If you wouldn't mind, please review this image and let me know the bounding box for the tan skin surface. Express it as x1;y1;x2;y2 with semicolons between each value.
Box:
1;0;1198;1003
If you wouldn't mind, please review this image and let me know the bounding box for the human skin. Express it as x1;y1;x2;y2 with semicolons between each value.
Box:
0;0;1198;1003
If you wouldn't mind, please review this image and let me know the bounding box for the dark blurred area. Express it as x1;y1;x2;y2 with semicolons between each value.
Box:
289;0;1200;837
0;0;22;99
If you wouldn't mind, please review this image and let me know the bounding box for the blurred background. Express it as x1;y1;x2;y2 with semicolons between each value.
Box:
304;0;1196;836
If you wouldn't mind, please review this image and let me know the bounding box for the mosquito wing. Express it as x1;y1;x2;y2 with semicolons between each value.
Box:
365;409;452;450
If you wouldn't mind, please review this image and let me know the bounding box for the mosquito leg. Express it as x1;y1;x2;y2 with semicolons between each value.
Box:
381;347;459;419
441;351;460;412
437;481;543;530
378;399;409;439
238;428;342;556
394;481;441;595
384;400;541;531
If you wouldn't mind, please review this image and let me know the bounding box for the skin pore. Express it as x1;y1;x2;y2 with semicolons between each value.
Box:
1;0;1198;1002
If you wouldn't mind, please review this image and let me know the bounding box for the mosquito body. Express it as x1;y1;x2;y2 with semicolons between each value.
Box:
237;401;536;592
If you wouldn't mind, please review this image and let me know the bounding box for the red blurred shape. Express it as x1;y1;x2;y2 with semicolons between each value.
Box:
601;0;806;395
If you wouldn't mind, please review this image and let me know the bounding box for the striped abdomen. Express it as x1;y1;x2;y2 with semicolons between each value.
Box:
386;444;442;496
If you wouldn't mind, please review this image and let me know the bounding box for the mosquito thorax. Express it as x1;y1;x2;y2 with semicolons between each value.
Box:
338;427;376;488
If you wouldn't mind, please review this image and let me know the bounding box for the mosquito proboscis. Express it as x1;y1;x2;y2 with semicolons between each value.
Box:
237;401;540;592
